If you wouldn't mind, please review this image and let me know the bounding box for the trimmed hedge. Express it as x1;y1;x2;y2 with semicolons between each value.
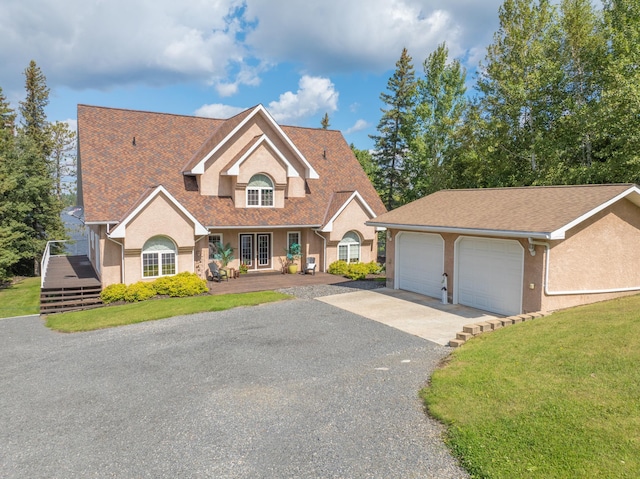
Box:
100;272;208;304
327;260;383;280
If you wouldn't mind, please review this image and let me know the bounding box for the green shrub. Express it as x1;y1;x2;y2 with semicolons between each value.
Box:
151;276;173;296
365;261;382;274
123;281;157;302
100;283;127;304
328;260;349;275
165;272;208;297
346;262;369;280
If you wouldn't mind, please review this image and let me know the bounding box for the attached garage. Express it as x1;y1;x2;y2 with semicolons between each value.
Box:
455;237;524;316
395;232;444;298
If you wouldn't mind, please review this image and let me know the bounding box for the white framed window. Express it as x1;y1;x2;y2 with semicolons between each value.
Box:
247;174;274;207
208;233;223;260
142;236;177;278
338;231;361;263
287;231;300;250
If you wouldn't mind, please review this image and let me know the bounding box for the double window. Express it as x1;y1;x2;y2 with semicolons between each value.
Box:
338;231;361;263
247;174;274;207
142;236;177;278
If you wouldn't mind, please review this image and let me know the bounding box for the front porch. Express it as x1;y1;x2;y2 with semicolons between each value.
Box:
207;270;353;295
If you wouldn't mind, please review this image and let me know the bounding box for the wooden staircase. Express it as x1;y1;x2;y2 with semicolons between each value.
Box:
40;256;103;315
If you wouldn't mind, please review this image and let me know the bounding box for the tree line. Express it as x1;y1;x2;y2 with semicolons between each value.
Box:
0;61;76;282
358;0;640;210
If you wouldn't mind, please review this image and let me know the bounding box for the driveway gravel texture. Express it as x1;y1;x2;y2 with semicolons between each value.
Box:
1;284;468;478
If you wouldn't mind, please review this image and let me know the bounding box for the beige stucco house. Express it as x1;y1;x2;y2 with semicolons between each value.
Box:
77;104;385;287
367;184;640;315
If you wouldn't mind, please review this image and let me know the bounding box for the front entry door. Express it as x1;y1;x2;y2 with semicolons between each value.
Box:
240;233;272;270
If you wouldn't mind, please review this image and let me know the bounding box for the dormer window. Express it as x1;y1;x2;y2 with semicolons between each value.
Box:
247;174;274;207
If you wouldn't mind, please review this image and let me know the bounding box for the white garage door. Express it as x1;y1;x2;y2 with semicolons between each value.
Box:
396;232;444;298
456;237;523;316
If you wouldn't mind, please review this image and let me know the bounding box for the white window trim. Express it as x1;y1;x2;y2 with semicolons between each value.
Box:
287;231;301;248
246;174;274;208
208;233;224;260
338;231;361;263
141;237;178;278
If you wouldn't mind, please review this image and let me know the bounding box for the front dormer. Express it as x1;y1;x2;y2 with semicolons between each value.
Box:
183;105;317;208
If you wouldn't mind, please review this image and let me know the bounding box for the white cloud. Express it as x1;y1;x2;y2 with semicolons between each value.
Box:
0;0;501;99
0;0;244;91
345;119;369;135
194;103;245;119
242;0;500;73
267;75;338;124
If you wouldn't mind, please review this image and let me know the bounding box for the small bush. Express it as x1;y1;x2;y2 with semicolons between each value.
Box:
123;281;157;302
100;283;127;304
163;272;208;297
365;261;382;274
328;260;349;275
346;262;369;280
151;276;173;296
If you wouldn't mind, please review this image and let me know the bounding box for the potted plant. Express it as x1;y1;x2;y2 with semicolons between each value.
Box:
285;243;301;274
213;241;235;273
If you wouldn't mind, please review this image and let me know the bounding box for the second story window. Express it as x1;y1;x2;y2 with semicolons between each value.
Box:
247;174;274;207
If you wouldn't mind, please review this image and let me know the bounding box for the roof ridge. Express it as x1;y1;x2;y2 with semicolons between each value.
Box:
440;183;637;193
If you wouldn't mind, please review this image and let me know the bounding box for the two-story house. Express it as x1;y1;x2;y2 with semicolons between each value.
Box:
77;104;386;286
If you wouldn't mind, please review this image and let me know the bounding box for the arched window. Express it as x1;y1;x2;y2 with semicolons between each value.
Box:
142;236;177;278
247;174;274;207
338;231;361;263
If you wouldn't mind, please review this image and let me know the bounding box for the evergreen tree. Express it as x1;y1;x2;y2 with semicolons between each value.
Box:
19;60;52;159
49;121;77;200
406;43;467;200
0;87;16;136
370;48;416;209
320;112;330;129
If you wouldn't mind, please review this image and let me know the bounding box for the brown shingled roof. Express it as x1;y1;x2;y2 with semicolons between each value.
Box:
368;184;640;239
77;104;386;227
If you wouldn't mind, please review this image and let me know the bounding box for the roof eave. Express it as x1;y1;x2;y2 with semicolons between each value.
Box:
364;221;554;240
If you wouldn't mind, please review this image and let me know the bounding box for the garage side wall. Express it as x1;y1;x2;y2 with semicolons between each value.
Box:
541;199;640;311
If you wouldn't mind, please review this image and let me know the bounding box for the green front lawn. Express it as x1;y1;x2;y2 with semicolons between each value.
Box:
46;291;291;332
0;277;40;318
422;294;640;478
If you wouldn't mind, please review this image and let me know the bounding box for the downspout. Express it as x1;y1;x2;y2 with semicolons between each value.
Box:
313;229;327;272
528;238;640;296
106;224;125;284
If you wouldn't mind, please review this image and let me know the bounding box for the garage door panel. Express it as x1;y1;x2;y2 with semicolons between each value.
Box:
397;233;443;298
456;237;523;316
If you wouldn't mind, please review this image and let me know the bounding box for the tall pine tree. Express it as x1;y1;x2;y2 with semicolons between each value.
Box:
370;48;416;209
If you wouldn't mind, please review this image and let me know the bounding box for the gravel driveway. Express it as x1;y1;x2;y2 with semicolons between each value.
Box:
0;292;468;478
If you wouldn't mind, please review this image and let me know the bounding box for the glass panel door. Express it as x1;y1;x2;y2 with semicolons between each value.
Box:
257;234;270;267
240;234;253;267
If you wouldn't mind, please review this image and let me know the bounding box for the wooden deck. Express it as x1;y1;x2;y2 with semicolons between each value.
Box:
207;270;353;295
42;255;101;290
41;255;102;315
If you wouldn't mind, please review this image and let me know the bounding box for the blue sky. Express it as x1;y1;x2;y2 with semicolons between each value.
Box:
0;0;503;149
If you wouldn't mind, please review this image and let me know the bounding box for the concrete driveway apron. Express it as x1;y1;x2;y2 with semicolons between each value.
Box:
317;287;500;345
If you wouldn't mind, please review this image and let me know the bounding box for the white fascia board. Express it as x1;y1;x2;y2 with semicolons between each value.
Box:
225;135;300;177
364;221;553;240
321;191;377;233
207;224;321;230
257;105;319;179
188;105;318;179
109;185;208;238
550;185;640;240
